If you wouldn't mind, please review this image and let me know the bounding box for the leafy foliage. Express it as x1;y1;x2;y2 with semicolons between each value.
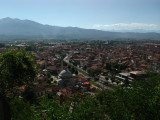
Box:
9;69;160;120
87;68;99;77
10;97;33;120
0;43;5;48
0;49;37;90
0;49;37;120
22;86;36;103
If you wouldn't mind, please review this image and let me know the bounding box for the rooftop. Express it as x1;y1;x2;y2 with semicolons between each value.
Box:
59;70;72;77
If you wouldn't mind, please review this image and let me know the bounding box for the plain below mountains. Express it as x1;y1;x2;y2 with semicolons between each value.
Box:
0;17;160;40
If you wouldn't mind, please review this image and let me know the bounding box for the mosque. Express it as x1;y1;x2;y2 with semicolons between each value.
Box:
57;70;76;89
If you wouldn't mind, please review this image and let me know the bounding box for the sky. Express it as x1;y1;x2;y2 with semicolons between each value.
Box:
0;0;160;31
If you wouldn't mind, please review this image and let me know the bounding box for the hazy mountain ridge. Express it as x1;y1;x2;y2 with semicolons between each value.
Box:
104;29;160;33
0;17;160;40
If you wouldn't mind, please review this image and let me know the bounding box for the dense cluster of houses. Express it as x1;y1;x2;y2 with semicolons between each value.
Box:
68;41;160;74
1;40;160;99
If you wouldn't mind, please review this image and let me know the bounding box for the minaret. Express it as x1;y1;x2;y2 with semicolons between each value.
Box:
61;59;63;71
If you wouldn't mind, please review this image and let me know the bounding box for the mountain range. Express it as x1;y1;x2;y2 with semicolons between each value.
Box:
0;17;160;40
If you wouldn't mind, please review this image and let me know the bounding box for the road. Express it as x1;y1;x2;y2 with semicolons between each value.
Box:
64;55;89;77
63;55;114;90
95;81;114;90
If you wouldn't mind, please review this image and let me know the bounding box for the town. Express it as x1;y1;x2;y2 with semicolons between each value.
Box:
0;0;159;119
0;39;160;99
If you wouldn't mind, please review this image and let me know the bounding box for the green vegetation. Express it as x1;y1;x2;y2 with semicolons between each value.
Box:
72;60;80;67
10;71;160;120
0;43;5;48
10;97;33;120
105;76;108;80
78;69;88;76
0;49;37;90
87;68;100;77
89;80;101;88
105;62;128;74
0;49;37;120
25;46;34;51
68;67;78;75
22;86;36;104
0;49;160;120
82;65;87;71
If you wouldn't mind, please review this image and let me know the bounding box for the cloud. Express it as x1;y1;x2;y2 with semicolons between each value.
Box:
93;23;159;30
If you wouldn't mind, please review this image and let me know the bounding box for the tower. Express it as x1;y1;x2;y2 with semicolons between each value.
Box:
61;59;63;71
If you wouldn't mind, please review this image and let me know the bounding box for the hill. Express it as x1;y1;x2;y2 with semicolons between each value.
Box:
0;17;160;40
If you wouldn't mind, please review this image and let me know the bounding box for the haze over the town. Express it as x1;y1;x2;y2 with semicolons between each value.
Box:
0;0;160;32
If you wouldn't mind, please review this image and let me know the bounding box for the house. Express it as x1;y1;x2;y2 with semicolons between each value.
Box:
115;71;146;86
46;66;57;75
35;85;46;97
13;85;26;96
115;72;131;81
130;71;146;80
82;82;90;87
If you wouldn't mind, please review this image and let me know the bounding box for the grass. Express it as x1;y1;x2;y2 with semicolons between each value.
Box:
78;69;88;76
79;73;85;77
89;80;101;88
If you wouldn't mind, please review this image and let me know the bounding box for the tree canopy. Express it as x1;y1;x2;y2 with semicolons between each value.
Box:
8;71;160;120
0;49;37;91
0;49;37;120
0;49;159;120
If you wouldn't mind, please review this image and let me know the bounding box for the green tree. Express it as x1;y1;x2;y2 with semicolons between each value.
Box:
82;65;87;71
96;71;160;120
87;68;98;77
47;72;51;78
22;86;36;104
10;97;33;120
75;70;78;75
0;49;37;120
7;71;160;120
0;49;37;90
106;63;112;70
25;46;33;51
123;78;129;87
105;76;108;80
0;43;5;48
